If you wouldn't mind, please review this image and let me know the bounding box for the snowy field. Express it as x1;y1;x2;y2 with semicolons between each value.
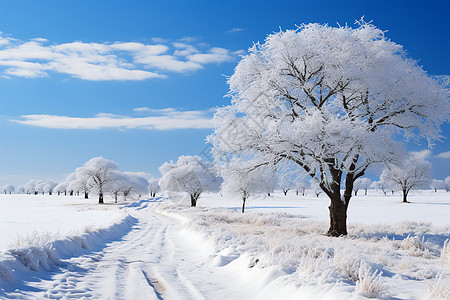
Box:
0;194;126;250
0;191;449;299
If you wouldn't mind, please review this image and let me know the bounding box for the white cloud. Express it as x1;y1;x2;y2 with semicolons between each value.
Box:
188;47;235;64
435;151;450;159
151;37;169;43
134;54;203;72
0;32;240;81
11;108;213;130
226;28;244;34
409;149;432;160
177;36;197;43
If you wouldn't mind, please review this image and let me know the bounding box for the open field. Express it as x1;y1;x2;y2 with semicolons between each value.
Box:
0;191;449;299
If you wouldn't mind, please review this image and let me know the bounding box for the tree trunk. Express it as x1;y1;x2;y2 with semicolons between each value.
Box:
302;189;305;196
296;190;298;196
99;193;104;204
114;192;118;203
283;190;288;196
328;194;348;236
402;189;408;203
49;191;52;195
242;197;246;213
190;194;197;207
70;191;73;196
364;188;367;195
84;192;88;199
354;190;358;196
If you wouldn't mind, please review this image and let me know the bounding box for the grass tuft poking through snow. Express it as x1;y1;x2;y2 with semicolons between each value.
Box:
441;239;450;264
354;262;386;298
427;273;450;299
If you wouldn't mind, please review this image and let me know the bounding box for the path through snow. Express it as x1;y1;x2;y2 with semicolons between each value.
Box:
8;199;254;299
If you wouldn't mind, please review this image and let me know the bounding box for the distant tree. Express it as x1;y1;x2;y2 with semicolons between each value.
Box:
295;181;307;196
353;178;372;196
148;178;160;197
24;179;44;195
109;172;127;203
78;157;119;204
310;180;322;198
380;159;431;203
159;155;221;207
2;184;15;194
54;183;65;195
121;172;149;201
208;21;448;236
370;181;387;196
68;168;92;199
221;160;273;213
276;164;296;196
43;182;57;195
430;179;445;192
16;186;25;194
445;176;450;192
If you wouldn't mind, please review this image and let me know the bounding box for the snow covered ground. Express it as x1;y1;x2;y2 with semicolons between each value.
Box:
0;191;449;299
0;194;125;250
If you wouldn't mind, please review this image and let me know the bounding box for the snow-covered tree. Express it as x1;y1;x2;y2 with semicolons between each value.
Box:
221;160;274;213
380;159;431;203
295;180;307;196
148;178;160;197
54;173;76;196
159;155;221;207
310;180;322;197
353;178;372;196
68;168;93;199
54;181;68;196
208;21;448;236
2;184;15;194
109;172;127;203
445;176;450;192
121;172;149;201
16;186;25;194
370;180;388;196
24;179;45;195
43;182;57;195
275;164;296;196
430;179;444;192
78;157;119;204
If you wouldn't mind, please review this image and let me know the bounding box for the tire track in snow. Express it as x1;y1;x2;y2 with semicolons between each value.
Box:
17;199;252;299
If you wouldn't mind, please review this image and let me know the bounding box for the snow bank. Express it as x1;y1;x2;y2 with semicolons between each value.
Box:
0;213;137;295
156;198;450;299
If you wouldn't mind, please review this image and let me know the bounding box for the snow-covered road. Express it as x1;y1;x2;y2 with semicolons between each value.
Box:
14;199;253;299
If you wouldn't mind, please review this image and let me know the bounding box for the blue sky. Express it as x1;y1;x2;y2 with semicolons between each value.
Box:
0;0;448;185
